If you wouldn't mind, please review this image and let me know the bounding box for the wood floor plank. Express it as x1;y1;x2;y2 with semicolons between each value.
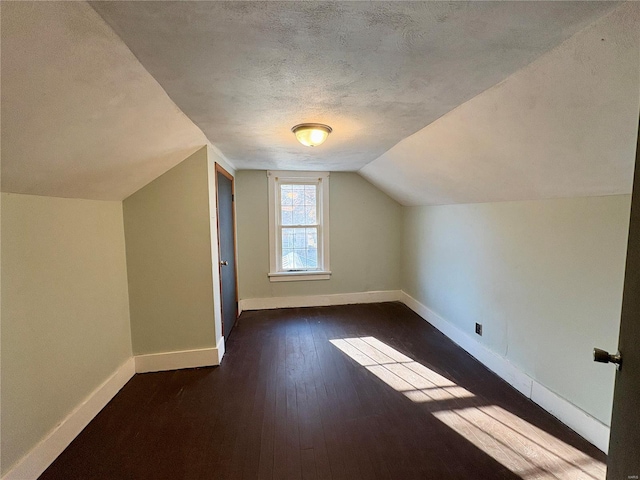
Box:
39;303;607;480
284;319;303;480
257;325;281;480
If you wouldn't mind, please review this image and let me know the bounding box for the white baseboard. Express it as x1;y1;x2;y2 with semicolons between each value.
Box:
400;291;610;453
2;343;226;479
2;358;135;480
216;336;226;364
239;290;402;312
2;291;607;480
530;382;611;453
134;346;222;373
401;292;533;397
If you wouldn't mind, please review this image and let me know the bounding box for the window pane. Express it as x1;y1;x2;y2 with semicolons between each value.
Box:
282;229;293;249
280;185;293;206
281;206;293;225
292;185;305;205
280;185;293;225
280;183;317;226
304;185;316;206
305;186;317;226
281;227;318;270
305;205;316;224
292;205;306;225
293;229;306;248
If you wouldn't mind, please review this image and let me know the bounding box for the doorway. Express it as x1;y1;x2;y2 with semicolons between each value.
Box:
606;116;640;479
215;163;238;337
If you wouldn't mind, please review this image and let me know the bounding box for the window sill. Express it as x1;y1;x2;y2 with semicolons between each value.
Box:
268;271;332;282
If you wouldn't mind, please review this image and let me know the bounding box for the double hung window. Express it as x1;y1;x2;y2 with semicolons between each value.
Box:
267;171;330;281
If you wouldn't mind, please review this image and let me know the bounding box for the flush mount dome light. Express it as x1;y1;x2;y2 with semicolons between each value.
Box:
291;123;332;147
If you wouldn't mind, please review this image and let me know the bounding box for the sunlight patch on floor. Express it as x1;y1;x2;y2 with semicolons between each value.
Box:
330;336;606;480
434;405;606;480
329;337;470;402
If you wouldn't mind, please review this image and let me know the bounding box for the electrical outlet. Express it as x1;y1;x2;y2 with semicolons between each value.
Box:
475;323;483;336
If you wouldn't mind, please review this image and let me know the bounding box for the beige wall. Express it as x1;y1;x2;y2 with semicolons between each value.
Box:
402;195;630;424
123;147;218;354
0;193;132;474
236;171;402;299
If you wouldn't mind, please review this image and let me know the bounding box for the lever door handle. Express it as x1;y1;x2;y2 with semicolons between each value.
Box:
593;348;622;370
220;260;228;266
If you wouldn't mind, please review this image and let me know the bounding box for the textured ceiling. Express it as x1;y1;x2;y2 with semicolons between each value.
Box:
361;2;640;205
1;2;210;200
3;1;634;204
91;1;618;172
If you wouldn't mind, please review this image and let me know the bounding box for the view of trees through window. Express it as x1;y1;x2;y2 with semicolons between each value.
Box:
280;184;318;270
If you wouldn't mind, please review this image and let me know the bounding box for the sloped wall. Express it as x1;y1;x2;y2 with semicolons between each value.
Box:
1;1;210;201
361;2;639;206
1;194;132;475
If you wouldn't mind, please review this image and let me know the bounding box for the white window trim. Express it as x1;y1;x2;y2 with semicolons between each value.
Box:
267;170;330;282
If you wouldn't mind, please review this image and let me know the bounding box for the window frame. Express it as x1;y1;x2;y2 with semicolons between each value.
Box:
267;170;330;282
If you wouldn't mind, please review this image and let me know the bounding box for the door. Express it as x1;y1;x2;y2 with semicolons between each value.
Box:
215;164;238;337
606;116;640;479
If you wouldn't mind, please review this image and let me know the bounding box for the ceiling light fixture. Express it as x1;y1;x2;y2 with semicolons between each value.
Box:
291;123;332;147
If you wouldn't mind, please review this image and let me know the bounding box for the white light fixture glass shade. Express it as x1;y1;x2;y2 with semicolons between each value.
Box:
292;123;332;147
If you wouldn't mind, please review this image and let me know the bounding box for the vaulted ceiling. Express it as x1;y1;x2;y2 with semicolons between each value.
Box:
1;2;210;201
362;2;640;205
1;1;639;204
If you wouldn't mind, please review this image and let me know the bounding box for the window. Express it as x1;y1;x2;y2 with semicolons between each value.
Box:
267;171;330;281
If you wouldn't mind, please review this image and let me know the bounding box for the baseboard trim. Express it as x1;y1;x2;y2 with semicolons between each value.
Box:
4;291;607;480
530;382;611;453
2;344;225;479
215;336;226;364
239;290;402;312
134;346;221;373
400;291;610;453
1;358;135;480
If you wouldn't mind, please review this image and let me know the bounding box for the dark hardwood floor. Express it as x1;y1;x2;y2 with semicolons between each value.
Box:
40;302;606;479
